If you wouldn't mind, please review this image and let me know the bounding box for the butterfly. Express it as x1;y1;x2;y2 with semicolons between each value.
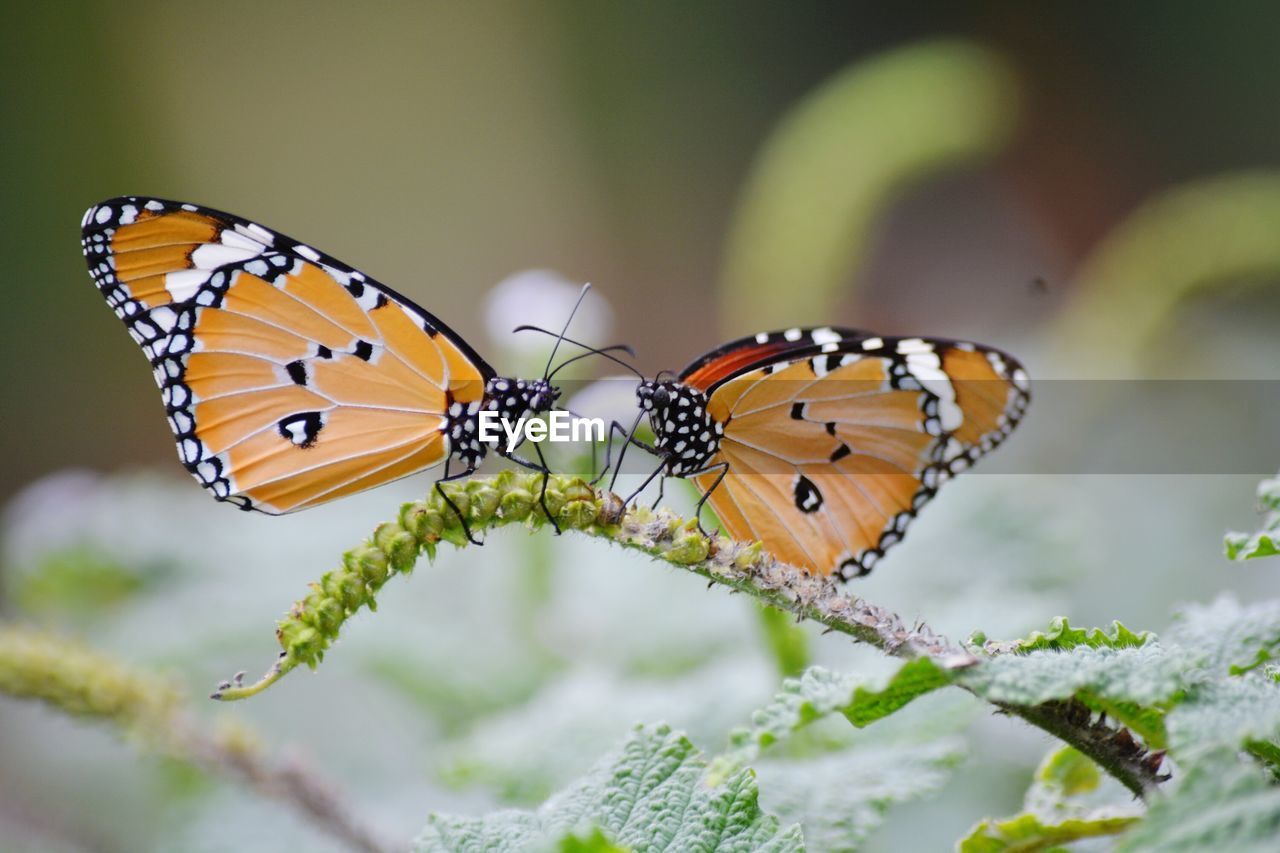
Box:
610;327;1030;580
80;196;619;532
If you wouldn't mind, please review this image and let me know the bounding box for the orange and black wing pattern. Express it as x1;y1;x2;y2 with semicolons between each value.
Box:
687;327;1029;580
81;197;493;514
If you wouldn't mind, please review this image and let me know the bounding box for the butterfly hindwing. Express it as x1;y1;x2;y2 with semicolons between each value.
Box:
82;197;492;514
687;327;1029;579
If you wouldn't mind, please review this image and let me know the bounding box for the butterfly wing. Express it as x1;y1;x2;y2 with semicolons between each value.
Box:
685;328;1029;579
82;197;492;513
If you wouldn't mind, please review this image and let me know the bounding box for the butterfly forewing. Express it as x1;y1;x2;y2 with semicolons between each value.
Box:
688;328;1028;580
82;197;491;513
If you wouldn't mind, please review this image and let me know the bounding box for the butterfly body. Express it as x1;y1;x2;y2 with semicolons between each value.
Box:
636;381;724;475
634;326;1029;580
82;196;558;515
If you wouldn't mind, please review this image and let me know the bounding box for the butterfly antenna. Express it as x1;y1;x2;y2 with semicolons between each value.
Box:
514;324;636;360
548;344;645;382
542;282;593;381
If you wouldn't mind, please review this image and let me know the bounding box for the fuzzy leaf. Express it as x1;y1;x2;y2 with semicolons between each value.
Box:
556;827;628;853
1164;677;1280;762
716;661;953;776
1164;596;1280;676
759;734;964;852
1225;531;1280;560
959;643;1182;746
1225;474;1280;561
415;724;803;853
1117;752;1280;851
1005;617;1152;653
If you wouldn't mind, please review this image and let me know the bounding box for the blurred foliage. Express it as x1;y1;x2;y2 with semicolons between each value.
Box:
1051;172;1280;377
9;548;170;620
959;746;1141;852
756;604;812;678
719;39;1019;334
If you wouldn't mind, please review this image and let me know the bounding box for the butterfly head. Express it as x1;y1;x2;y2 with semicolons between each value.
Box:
637;379;722;474
636;379;678;416
528;378;561;414
486;377;561;424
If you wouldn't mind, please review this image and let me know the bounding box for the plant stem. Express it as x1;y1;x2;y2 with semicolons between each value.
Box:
214;472;1165;797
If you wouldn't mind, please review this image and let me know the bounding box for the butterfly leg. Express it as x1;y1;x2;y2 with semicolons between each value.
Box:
531;440;562;535
500;446;562;535
605;410;665;494
435;459;484;546
689;462;729;539
621;460;666;509
649;474;665;510
593;415;659;487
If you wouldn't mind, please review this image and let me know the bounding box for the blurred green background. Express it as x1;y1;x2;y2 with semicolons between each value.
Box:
4;2;1280;851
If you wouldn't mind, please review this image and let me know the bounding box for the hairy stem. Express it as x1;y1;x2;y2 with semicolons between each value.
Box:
0;626;394;853
214;471;1165;797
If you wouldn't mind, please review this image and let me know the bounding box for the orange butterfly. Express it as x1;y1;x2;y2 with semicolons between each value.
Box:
81;196;605;531
613;327;1030;579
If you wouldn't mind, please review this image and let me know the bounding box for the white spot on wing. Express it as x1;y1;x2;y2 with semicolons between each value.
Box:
165;269;210;302
191;243;260;270
861;337;883;350
294;244;320;262
95;206;112;225
149;306;178;332
811;327;840;345
784;328;803;342
241;222;275;245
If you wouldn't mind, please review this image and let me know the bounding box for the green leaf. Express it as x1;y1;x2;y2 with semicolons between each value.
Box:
415;724;804;853
715;661;954;776
1164;677;1280;762
1117;752;1280;851
1006;617;1152;653
960;812;1141;853
842;658;955;727
1034;745;1102;799
1226;475;1280;560
1225;531;1280;561
960;643;1182;746
556;827;629;853
958;747;1141;852
1164;596;1280;676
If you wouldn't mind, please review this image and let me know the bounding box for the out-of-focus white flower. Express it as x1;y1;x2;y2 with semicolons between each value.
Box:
563;377;641;429
483;270;614;374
